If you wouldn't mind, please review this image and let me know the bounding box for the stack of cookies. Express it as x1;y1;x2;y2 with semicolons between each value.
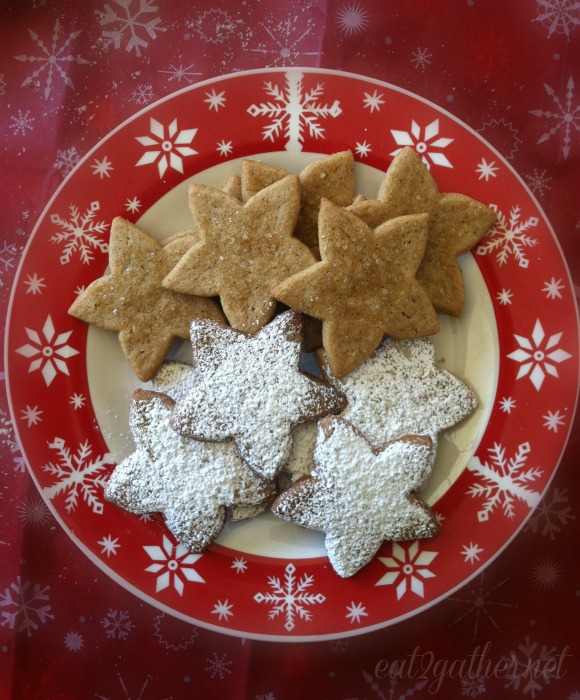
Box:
69;147;494;577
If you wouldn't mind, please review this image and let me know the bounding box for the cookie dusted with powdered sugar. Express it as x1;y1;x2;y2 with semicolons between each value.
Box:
105;390;276;552
272;416;440;578
170;310;346;481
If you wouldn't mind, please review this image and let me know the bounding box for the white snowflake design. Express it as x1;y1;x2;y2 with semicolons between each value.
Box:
91;156;114;179
535;0;580;38
499;396;516;413
125;196;141;213
95;0;165;57
135;117;198;178
345;601;368;624
204;88;226;111
98;534;121;557
247;70;342;152
461;542;484;565
362;89;385;112
467;442;542;521
253;562;326;632
0;577;54;636
42;437;112;514
211;599;233;622
16;315;79;386
530;76;579;159
497;288;513;305
247;15;319;67
542;277;565;299
101;609;135;639
390;118;454;168
543;409;566;432
231;557;248;573
335;3;370;35
10;109;35;136
143;534;205;596
524;486;574;539
130;83;153;105
0;241;17;275
525;167;553;199
376;541;438;599
475;157;499;181
448;573;514;638
50;200;108;265
64;630;83;651
507;319;572;390
355;140;371;157
477;203;539;268
54;146;81;178
23;273;46;295
502;637;558;697
14;18;90;99
205;651;232;680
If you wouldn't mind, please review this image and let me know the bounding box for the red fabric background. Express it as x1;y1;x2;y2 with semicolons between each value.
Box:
1;1;578;698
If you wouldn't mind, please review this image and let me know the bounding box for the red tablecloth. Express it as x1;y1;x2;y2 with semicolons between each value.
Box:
1;1;579;698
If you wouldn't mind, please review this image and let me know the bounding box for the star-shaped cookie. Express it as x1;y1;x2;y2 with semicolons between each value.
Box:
170;310;346;480
68;217;224;381
272;416;440;578
319;337;477;457
377;146;496;316
272;199;439;377
162;176;316;333
105;390;275;552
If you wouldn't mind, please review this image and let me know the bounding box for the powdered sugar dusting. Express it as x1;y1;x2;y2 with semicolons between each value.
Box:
171;310;345;479
105;391;274;551
273;417;439;577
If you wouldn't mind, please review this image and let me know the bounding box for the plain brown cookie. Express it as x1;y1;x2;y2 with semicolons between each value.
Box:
272;199;439;377
68;217;224;381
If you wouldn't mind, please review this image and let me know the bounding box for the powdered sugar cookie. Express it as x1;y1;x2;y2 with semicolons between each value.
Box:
272;416;439;577
105;390;275;552
318;337;478;460
170;310;346;480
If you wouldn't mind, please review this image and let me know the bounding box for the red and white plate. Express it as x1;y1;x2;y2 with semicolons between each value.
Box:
6;69;579;641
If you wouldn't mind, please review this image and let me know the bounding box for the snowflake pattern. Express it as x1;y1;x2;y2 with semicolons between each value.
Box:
125;196;141;213
543;409;566;432
477;203;539;268
130;83;153;105
497;288;513;305
411;47;432;71
91;156;114;179
362;89;385;112
499;396;516;413
14;19;90;99
335;3;370;35
345;601;368;624
204;88;226;111
135;117;198;178
355;140;372;157
461;673;486;697
502;637;557;697
543;277;565;299
448;573;514;638
23;273;46;295
50;200;108;265
248;71;342;151
248;15;319;67
101;609;135;639
16;315;79;386
211;599;233;622
231;557;248;573
475;157;499;181
42;437;111;514
0;241;17;275
143;534;205;596
525;167;553;198
98;534;121;557
205;651;232;679
530;76;579;159
96;0;166;57
17;495;51;526
0;577;54;636
54;147;81;178
535;0;580;38
507;319;572;390
461;542;484;564
158;62;202;85
390;118;454;168
10;109;35;136
253;563;326;632
467;442;542;521
376;541;438;599
524;487;574;538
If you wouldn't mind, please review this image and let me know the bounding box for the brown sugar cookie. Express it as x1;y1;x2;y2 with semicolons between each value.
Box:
272;199;439;378
163;175;316;333
240;159;290;202
68;217;224;381
105;390;275;553
170;310;346;480
296;150;356;247
377;146;496;316
272;416;439;578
